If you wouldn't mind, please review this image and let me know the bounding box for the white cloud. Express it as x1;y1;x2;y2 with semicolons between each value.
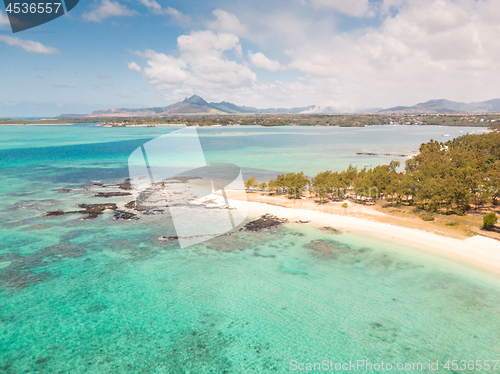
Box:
0;10;9;27
177;30;242;58
245;11;315;47
135;0;189;22
478;0;500;23
0;36;60;54
249;52;282;71
289;53;341;77
164;6;189;22
137;0;162;14
309;0;371;17
124;0;500;110
82;0;136;22
141;50;188;88
131;30;256;94
281;0;500;108
127;61;142;72
207;9;247;36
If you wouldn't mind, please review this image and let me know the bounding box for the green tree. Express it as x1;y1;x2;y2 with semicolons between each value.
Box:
312;170;334;203
283;172;310;199
244;176;258;190
483;212;498;229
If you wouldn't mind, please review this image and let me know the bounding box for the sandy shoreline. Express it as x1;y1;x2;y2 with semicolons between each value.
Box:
227;197;500;274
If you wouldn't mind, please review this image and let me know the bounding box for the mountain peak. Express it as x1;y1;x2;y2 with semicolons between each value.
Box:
380;98;500;114
183;95;208;105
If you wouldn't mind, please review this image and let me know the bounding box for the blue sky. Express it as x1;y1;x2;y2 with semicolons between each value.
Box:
1;0;499;116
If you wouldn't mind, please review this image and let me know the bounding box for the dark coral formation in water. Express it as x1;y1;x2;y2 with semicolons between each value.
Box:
77;203;118;219
321;226;342;234
158;236;180;242
94;191;132;198
45;203;117;219
112;210;139;221
241;214;288;232
45;203;137;221
205;234;251;252
0;243;87;290
117;178;132;190
45;209;65;217
124;201;136;209
305;239;352;259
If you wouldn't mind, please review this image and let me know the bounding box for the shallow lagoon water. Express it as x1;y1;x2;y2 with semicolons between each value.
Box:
1;124;499;373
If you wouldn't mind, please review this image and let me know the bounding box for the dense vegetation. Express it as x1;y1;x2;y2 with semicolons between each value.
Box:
3;114;499;128
253;131;500;215
98;114;500;128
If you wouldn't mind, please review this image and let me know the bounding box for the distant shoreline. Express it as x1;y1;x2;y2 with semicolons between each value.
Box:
0;123;72;126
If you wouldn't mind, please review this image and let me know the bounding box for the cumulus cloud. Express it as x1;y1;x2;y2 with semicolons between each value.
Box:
283;0;500;107
82;0;136;22
207;9;247;36
140;50;188;88
131;29;257;95
164;6;189;21
309;0;372;17
136;0;189;22
127;61;142;72
478;0;500;22
289;53;341;77
137;0;162;14
249;52;282;71
177;30;242;58
0;10;9;27
0;36;60;54
125;0;500;110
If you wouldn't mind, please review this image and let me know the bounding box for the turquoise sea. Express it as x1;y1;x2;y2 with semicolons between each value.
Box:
1;124;499;373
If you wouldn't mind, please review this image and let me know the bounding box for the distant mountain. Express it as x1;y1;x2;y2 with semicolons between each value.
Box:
86;95;315;117
56;113;88;118
379;99;500;114
68;96;500;118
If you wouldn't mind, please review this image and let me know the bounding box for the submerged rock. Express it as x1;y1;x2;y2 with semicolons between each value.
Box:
0;269;56;290
158;235;179;242
94;191;132;198
305;239;351;259
241;214;288;232
78;203;117;212
45;210;65;217
113;210;139;221
118;178;132;190
322;226;342;234
87;305;106;313
124;201;136;209
77;203;118;219
44;202;142;222
45;203;119;220
158;232;234;243
0;243;86;290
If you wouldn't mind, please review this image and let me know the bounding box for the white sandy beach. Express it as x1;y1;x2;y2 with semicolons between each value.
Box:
227;198;500;274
